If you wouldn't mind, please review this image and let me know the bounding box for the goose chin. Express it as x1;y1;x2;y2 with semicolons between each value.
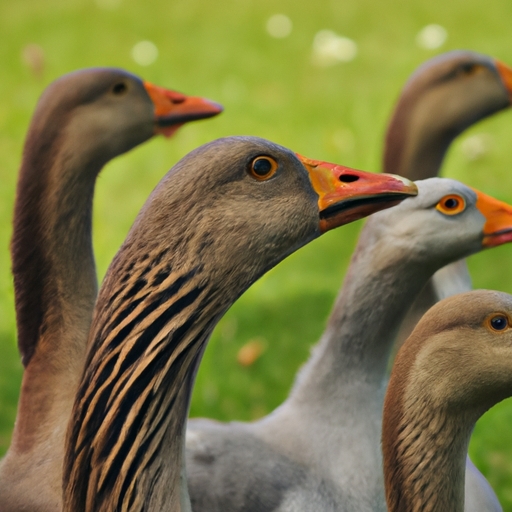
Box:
319;193;412;232
155;101;223;137
483;228;512;248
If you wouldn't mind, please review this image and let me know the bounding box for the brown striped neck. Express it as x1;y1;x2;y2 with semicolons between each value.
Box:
63;239;235;511
382;343;472;512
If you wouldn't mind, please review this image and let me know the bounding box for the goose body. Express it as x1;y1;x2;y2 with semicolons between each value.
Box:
383;290;512;512
63;136;417;511
0;68;222;512
186;178;512;512
185;50;512;512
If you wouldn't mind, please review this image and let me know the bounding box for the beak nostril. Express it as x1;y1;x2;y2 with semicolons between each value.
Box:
339;174;359;183
171;98;186;105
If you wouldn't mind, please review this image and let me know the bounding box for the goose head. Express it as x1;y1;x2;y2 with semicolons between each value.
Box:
24;67;222;171
362;177;512;274
395;290;512;415
384;50;512;179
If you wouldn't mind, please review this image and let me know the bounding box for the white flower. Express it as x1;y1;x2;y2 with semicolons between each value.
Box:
266;14;292;39
312;30;357;67
416;24;447;50
131;41;158;66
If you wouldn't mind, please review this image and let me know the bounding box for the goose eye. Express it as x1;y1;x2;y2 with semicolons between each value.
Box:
436;194;466;215
457;63;478;76
249;156;278;181
112;82;128;95
489;314;509;332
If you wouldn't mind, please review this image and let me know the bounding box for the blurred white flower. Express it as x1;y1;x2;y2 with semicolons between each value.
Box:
95;0;121;10
131;41;158;66
461;133;493;161
416;24;447;50
312;30;357;67
266;14;292;39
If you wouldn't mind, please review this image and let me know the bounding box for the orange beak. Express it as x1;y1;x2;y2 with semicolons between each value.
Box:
297;154;418;233
143;82;223;138
495;60;512;102
473;188;512;247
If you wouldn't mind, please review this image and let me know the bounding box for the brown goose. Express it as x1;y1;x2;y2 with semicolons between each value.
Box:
62;136;417;511
383;289;512;512
388;50;512;340
0;68;222;512
185;178;512;512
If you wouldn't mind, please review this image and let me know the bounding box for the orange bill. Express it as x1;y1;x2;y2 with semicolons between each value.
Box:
296;154;418;232
473;188;512;247
143;82;223;137
495;60;512;101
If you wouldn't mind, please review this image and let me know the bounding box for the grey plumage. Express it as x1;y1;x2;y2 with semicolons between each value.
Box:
186;179;512;512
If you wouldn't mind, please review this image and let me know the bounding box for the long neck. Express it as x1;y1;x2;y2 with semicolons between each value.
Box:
287;232;434;407
7;125;103;453
383;372;474;512
63;244;224;512
383;92;456;180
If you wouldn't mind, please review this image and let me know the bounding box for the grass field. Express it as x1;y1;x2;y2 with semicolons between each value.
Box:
1;0;512;507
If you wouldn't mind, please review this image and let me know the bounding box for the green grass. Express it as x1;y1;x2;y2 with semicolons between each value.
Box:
1;0;512;507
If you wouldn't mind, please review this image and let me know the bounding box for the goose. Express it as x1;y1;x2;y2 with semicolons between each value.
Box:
62;136;417;511
185;50;512;512
386;50;512;341
0;67;222;512
186;178;512;512
383;289;512;512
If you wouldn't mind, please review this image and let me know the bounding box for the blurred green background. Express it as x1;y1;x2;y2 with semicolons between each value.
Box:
1;0;512;507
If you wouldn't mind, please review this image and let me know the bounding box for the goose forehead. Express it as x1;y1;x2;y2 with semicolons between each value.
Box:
414;178;476;204
46;68;144;105
384;178;476;214
408;50;493;85
427;290;512;325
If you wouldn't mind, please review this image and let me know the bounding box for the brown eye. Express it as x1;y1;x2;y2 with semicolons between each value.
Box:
112;82;128;95
436;194;466;215
249;156;278;181
488;314;509;332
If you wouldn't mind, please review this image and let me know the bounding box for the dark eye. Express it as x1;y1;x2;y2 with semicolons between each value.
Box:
490;315;508;331
112;82;128;95
436;194;466;215
455;63;479;77
249;156;278;181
